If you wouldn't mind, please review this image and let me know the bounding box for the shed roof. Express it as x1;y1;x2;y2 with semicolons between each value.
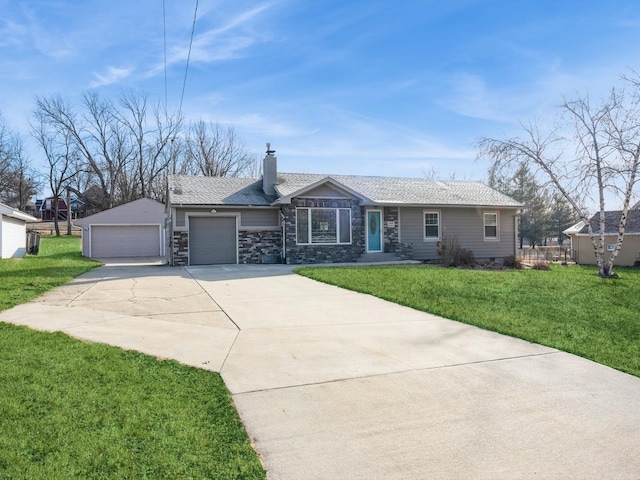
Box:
0;203;38;222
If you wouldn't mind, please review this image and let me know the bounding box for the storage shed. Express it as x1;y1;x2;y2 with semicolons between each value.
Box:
0;203;38;259
74;198;166;259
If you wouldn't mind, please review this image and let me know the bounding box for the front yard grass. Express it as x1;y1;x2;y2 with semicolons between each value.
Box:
296;264;640;378
0;236;266;479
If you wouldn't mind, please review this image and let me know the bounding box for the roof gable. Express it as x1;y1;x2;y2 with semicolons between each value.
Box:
273;176;372;205
74;198;164;226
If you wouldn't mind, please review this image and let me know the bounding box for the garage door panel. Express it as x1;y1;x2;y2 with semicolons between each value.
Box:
92;225;161;257
189;217;237;265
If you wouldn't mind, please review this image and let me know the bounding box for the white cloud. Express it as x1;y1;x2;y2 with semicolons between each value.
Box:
147;3;275;77
90;66;135;88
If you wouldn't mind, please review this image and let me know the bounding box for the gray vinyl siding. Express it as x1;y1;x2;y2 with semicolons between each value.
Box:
400;207;517;261
174;207;278;229
240;209;279;227
176;209;186;227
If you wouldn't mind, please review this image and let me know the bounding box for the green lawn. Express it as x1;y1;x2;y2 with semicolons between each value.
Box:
0;236;100;311
0;237;266;479
296;264;640;378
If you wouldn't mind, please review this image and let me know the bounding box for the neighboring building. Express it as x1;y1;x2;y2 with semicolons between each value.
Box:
0;203;38;259
166;146;522;266
74;198;166;259
564;210;640;267
39;197;69;221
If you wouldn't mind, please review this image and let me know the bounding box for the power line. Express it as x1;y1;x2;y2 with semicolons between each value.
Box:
163;0;168;111
179;0;199;117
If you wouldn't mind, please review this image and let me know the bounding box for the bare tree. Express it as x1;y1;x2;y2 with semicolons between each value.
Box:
32;112;81;236
478;78;640;277
0;113;38;210
182;121;255;177
118;92;182;200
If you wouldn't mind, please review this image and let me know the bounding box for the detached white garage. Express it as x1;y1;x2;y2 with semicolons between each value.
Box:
0;203;38;259
74;198;166;259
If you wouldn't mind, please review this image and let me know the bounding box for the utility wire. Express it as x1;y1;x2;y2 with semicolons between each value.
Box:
179;0;199;117
163;0;168;111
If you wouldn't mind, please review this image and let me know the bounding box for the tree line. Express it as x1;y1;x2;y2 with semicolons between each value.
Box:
0;91;257;233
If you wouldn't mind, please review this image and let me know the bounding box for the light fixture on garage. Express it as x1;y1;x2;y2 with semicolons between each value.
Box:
210;209;217;214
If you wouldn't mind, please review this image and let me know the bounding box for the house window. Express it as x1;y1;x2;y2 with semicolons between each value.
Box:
484;212;499;240
296;208;352;244
424;211;440;240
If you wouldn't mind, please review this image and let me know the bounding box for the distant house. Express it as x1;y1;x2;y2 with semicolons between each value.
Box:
39;197;69;221
0;203;38;259
166;146;522;266
74;198;166;259
564;209;640;266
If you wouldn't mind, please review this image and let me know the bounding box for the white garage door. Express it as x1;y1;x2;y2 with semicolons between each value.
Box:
189;216;237;265
91;225;161;257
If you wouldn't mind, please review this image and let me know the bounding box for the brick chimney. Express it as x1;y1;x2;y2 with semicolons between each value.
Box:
262;143;277;195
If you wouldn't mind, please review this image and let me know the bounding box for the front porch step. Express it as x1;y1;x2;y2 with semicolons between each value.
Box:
356;252;401;263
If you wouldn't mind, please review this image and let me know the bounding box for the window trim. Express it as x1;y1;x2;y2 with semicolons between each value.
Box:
483;211;499;241
296;207;352;245
423;210;441;242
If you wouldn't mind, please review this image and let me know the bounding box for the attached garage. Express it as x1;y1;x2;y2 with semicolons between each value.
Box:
189;216;237;265
74;198;166;259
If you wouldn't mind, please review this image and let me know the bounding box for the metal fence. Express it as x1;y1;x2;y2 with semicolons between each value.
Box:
517;246;572;264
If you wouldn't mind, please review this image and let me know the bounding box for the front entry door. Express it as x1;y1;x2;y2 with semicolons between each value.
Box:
366;210;382;252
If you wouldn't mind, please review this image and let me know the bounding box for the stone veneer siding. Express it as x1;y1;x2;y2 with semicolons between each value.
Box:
283;198;364;264
383;207;400;253
172;231;189;266
238;230;282;264
398;242;414;260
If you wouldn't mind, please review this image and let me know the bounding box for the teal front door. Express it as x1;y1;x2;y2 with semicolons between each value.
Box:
366;210;382;252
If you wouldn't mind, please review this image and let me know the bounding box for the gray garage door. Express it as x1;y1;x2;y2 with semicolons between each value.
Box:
91;225;161;257
189;216;237;265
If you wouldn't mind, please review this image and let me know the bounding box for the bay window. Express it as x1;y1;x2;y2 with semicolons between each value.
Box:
297;208;352;244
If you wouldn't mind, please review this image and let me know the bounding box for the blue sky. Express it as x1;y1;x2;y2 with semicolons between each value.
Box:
1;0;640;181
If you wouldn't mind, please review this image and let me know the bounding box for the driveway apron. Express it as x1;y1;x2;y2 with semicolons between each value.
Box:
1;263;639;479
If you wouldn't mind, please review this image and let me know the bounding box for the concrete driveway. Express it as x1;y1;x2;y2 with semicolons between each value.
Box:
1;264;639;479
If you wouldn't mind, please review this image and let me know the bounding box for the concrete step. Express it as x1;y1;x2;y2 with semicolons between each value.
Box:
356;252;400;263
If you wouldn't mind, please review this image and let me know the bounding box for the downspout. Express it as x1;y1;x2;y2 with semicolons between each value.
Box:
280;208;286;264
514;212;519;258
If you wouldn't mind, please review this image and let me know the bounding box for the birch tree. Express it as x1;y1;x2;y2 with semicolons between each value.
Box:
478;78;640;278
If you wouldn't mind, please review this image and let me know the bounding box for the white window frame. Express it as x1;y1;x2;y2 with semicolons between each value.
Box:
423;210;441;241
483;212;499;241
296;207;352;245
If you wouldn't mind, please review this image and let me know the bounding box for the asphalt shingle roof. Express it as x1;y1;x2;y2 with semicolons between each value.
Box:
275;173;522;207
168;172;522;208
168;175;275;206
579;209;640;234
